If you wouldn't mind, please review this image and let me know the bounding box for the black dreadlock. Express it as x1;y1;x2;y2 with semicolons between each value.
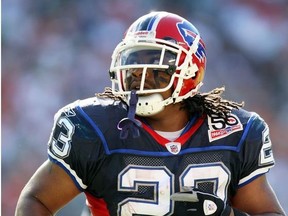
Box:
181;86;244;118
96;86;244;118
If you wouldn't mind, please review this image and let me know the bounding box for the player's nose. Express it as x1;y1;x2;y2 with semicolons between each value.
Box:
131;68;142;77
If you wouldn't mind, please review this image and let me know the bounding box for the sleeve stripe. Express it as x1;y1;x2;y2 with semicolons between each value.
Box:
238;165;273;187
48;151;88;190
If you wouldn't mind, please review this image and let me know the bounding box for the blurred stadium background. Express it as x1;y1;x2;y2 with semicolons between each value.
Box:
2;0;288;215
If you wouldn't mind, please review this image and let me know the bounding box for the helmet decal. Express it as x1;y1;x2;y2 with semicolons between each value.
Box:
128;12;166;33
134;15;156;31
177;20;198;46
177;20;206;63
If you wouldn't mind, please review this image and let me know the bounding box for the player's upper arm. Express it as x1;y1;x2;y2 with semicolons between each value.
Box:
15;160;81;216
231;174;286;215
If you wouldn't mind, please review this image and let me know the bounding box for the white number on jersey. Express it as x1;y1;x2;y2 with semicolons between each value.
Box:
117;162;230;216
50;116;75;158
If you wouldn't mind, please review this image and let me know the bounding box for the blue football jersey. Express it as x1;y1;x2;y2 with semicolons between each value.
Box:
47;96;274;216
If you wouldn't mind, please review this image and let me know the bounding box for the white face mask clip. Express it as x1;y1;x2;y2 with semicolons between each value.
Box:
135;94;165;116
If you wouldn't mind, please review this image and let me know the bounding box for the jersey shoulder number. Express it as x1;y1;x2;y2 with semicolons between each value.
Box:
48;102;78;159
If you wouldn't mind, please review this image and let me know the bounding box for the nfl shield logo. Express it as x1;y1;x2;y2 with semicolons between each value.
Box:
165;142;181;155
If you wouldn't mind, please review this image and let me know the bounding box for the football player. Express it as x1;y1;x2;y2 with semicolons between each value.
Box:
15;11;286;216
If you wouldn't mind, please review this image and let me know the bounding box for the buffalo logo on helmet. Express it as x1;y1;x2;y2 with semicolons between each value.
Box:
177;20;206;63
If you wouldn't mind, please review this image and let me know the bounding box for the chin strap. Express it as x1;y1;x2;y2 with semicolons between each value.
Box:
117;90;142;139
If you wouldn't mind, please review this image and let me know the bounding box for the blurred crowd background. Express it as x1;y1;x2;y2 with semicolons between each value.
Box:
2;0;288;215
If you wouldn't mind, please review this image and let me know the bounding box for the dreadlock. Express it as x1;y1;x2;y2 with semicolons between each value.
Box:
182;86;244;118
96;87;126;102
96;86;244;118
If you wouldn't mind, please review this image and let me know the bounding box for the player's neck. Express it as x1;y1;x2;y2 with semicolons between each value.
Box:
143;103;189;132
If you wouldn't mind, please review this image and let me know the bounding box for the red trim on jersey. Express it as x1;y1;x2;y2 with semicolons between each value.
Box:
85;192;109;216
141;114;206;146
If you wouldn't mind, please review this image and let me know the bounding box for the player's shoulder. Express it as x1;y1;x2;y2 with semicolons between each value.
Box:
231;108;256;120
64;96;125;110
206;108;265;132
206;108;268;143
231;108;266;127
49;96;127;152
55;96;127;119
231;108;269;140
